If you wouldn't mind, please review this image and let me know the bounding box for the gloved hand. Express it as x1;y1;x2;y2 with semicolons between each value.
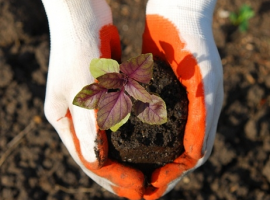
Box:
42;0;145;199
141;0;223;199
42;0;223;199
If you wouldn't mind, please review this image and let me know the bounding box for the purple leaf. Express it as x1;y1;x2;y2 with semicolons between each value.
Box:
125;78;152;103
134;95;167;125
97;73;125;89
120;53;153;84
97;89;132;130
73;83;107;109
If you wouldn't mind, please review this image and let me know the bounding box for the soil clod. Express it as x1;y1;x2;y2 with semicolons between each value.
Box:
106;58;189;180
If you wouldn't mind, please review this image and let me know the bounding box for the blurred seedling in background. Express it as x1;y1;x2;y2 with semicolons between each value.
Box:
229;4;255;32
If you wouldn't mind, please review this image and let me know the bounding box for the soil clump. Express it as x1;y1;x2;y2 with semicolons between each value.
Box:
106;58;189;180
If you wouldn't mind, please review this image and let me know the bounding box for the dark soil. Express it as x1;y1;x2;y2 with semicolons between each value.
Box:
1;0;270;200
106;58;188;180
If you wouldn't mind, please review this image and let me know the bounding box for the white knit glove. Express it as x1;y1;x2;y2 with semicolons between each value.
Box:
142;0;223;199
42;0;145;199
42;0;223;199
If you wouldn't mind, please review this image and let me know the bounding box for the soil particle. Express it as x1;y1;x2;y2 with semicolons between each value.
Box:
0;61;13;87
262;158;270;183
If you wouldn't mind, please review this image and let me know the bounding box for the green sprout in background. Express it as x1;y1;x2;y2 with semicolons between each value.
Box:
229;4;255;32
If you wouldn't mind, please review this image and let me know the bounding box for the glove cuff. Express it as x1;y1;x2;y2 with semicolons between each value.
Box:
146;0;217;38
42;0;112;47
146;0;217;16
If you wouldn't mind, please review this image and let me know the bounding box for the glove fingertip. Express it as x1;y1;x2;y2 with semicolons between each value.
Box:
150;163;183;187
112;186;144;200
143;185;167;200
99;24;121;62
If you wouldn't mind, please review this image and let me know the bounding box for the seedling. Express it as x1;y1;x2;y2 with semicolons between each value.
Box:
73;53;167;131
229;4;254;32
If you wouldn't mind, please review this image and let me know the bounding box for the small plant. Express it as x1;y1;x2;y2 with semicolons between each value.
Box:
229;4;254;32
73;53;167;131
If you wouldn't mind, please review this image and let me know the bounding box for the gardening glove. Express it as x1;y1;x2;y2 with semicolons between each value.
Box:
142;0;224;199
42;0;145;199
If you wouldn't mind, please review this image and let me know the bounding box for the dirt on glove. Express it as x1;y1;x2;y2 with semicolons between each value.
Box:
106;58;188;181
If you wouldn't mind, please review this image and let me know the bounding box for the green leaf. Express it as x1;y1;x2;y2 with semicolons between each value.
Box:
90;58;119;79
239;5;254;20
239;20;248;32
229;13;238;25
110;113;130;132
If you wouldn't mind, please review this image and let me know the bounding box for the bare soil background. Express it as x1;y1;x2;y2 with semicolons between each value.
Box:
1;0;270;199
